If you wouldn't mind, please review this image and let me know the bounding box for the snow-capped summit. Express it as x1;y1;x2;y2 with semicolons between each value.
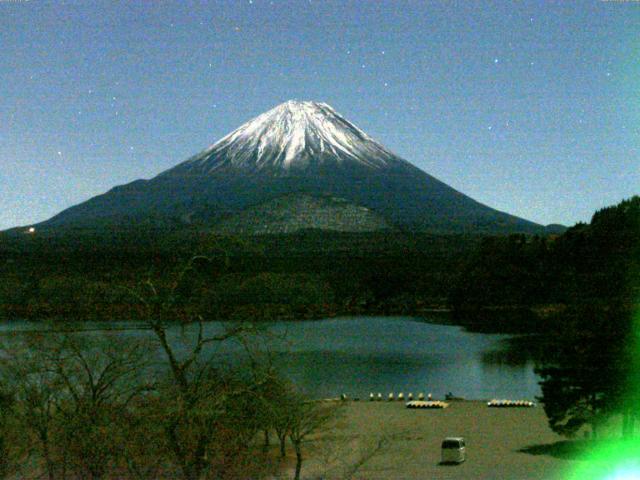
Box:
166;100;406;175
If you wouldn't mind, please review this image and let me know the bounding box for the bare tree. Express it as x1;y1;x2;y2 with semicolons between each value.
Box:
286;396;341;480
125;254;334;480
2;334;61;480
340;435;390;480
2;329;152;480
56;333;151;479
311;433;395;480
127;255;262;480
0;384;15;479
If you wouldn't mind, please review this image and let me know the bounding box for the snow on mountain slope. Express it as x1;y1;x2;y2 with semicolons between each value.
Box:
165;100;408;175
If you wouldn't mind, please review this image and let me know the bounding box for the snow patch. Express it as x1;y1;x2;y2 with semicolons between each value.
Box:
176;100;406;174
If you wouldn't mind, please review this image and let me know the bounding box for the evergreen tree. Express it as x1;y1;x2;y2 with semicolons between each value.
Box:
536;305;631;438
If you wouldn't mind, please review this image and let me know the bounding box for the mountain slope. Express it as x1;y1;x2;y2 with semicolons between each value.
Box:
213;194;392;234
39;100;543;234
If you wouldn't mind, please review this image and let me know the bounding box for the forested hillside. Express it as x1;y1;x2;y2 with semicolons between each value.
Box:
449;196;639;331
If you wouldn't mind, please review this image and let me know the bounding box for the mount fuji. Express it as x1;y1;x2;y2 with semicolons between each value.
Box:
37;100;544;234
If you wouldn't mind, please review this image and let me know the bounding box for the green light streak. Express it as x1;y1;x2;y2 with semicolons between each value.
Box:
564;305;640;480
565;438;640;480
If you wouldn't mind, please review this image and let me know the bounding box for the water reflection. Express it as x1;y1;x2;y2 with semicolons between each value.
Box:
0;317;542;400
481;335;550;367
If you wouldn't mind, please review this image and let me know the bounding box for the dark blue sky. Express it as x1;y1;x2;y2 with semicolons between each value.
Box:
1;0;638;230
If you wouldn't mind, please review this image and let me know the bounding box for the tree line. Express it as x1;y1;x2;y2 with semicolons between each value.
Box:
0;231;482;323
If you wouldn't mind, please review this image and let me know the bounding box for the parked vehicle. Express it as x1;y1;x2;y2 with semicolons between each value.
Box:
441;437;466;464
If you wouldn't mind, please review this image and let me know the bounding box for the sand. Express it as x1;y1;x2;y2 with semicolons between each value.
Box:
285;400;581;480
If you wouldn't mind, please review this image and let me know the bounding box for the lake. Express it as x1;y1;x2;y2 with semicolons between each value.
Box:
0;316;540;400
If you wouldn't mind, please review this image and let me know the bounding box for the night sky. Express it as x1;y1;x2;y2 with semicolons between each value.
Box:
1;0;638;230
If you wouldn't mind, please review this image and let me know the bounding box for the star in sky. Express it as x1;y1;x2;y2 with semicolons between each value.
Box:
1;1;637;230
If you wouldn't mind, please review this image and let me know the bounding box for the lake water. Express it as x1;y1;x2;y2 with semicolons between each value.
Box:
0;316;540;400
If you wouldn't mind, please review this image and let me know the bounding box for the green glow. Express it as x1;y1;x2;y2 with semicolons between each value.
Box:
565;305;640;480
565;439;640;480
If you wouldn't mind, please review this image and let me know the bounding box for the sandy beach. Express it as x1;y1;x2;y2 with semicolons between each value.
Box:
282;400;581;480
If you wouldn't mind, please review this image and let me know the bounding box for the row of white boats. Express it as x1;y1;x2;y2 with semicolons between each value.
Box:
486;399;536;408
367;392;434;401
336;393;535;408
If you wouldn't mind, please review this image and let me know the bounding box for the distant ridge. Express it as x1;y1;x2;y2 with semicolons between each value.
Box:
36;100;544;234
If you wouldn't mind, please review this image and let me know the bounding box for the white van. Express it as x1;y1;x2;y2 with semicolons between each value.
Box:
441;437;466;464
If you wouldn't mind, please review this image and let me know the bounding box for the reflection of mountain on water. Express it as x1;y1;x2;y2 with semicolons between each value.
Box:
453;308;542;334
481;335;549;367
